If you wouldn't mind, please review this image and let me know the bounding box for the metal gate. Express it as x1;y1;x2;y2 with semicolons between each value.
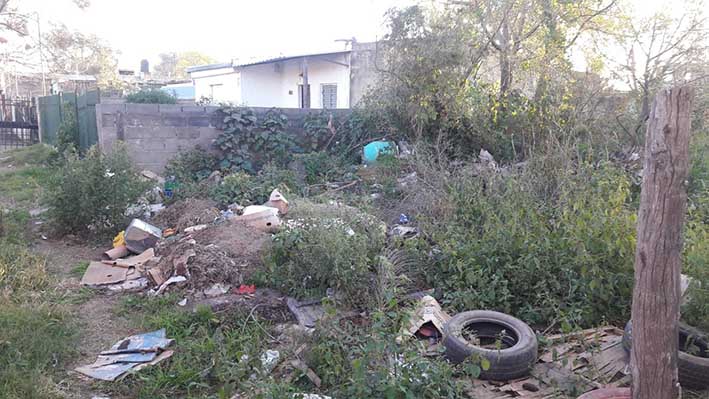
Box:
0;96;39;149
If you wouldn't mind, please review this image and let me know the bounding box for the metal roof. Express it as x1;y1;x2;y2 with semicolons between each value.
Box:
186;50;351;74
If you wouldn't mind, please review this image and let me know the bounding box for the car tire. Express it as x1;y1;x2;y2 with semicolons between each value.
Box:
622;320;709;390
443;310;538;381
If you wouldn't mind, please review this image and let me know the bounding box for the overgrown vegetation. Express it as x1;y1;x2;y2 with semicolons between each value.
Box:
46;144;148;237
125;89;178;104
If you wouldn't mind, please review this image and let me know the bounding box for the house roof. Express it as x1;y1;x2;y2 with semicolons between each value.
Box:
186;50;351;74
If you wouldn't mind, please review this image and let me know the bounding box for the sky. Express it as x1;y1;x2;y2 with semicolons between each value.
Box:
22;0;412;71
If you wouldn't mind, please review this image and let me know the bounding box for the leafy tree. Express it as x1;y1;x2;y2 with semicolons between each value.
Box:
125;89;177;104
153;51;215;80
43;24;124;89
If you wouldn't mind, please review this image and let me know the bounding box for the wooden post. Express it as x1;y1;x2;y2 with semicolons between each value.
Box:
631;86;693;399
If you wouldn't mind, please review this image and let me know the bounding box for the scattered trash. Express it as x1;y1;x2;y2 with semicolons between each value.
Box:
237;205;282;233
290;359;322;387
80;262;129;286
397;295;450;344
260;350;281;374
29;206;49;217
164;176;177;199
398;213;410;224
41;234;48;240
397;172;417;188
204;282;230;297
389;225;419;239
287;297;325;329
107;277;150;292
184;224;208;233
292;394;332;399
177;298;188;307
102;245;130;261
141;170;165;184
163;227;176;238
75;329;174;381
363;140;395;164
124;219;162;253
113;231;126;248
235;284;256;295
264;189;289;215
102;248;155;268
150;275;187;296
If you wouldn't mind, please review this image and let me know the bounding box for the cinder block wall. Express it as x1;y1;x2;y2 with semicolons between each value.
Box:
96;103;351;173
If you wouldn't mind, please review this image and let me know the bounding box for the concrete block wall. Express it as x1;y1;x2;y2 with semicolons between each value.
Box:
96;103;351;173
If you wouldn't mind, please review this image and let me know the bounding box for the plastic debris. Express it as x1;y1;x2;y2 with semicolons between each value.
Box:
260;350;280;374
113;231;126;248
398;214;410;224
204;283;230;298
150;275;187;296
363;140;395;164
75;329;174;381
184;224;208;233
163;227;177;238
397;295;451;344
235;284;256;295
389;225;419;239
264;189;289;215
124;219;162;253
177;298;188;306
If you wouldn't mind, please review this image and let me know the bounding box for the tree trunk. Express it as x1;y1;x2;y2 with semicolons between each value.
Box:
630;86;693;399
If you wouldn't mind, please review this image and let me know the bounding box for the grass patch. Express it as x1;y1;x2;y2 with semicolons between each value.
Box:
0;166;53;208
0;301;76;399
110;295;273;399
0;144;56;167
0;242;48;297
0;209;30;244
70;261;89;278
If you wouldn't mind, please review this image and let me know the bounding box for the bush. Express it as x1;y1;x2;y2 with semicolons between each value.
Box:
262;203;386;309
410;158;636;328
46;145;148;237
125;89;177;104
210;165;297;208
164;147;218;183
56;103;80;154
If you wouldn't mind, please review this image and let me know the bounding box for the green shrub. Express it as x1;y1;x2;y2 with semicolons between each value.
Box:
416;161;636;328
263;204;386;308
296;151;346;185
164;147;218;183
210;165;297;207
125;89;177;104
56;103;80;154
0;302;76;398
304;309;464;398
46;145;148;237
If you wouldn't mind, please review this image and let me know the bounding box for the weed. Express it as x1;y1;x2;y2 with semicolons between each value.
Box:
112;294;273;398
0;144;56;167
0;166;52;208
0;209;30;244
0;301;76;399
46;144;148;238
70;261;90;278
0;243;48;297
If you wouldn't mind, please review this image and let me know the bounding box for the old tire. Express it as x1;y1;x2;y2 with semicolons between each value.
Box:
577;388;630;399
622;321;709;390
443;310;538;381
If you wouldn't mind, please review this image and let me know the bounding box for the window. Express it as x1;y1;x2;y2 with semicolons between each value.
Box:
321;84;337;109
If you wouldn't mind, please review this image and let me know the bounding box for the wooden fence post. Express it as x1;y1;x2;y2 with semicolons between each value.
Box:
630;86;693;399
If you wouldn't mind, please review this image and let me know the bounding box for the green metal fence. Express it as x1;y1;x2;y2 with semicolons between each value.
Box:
37;90;100;150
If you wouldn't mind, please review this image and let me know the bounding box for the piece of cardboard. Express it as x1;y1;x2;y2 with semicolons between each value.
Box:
80;262;128;286
101;248;155;268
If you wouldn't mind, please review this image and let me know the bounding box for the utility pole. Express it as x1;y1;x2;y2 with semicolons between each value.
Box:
630;86;693;399
34;12;46;96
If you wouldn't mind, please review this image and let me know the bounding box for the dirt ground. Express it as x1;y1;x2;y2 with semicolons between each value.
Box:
32;239;138;398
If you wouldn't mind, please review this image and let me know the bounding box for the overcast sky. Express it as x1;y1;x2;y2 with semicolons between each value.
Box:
22;0;412;70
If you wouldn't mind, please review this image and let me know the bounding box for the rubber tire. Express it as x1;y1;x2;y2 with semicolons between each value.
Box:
443;310;538;381
577;388;630;399
622;320;709;390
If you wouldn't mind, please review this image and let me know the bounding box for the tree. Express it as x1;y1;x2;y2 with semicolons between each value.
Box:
597;2;707;141
43;24;123;89
153;51;215;80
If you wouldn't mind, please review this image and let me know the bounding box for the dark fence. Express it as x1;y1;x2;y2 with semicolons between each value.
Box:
0;96;39;149
37;90;100;149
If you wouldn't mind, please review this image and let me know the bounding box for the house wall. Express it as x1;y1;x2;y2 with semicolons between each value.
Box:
350;41;380;106
95;103;351;172
191;67;241;104
240;54;351;109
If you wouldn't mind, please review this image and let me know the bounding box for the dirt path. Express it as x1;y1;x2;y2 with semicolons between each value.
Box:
32;239;138;398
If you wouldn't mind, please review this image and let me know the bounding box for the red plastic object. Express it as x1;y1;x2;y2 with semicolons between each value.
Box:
235;284;256;295
577;388;631;399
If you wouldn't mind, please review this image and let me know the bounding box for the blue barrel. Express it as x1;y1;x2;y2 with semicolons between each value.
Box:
363;141;395;164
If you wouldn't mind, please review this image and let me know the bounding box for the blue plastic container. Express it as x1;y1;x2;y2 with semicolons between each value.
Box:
363;141;395;164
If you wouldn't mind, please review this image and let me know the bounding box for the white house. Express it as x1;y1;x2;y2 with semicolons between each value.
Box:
187;44;378;109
